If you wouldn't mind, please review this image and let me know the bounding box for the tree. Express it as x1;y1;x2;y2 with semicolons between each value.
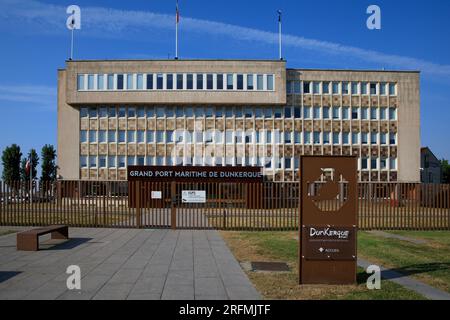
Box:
441;159;450;183
20;149;39;182
40;144;57;181
1;144;22;183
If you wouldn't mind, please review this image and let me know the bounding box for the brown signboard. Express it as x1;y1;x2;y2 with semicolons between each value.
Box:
299;156;358;285
127;165;264;183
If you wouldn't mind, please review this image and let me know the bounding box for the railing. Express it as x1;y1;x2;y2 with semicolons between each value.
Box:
0;180;449;230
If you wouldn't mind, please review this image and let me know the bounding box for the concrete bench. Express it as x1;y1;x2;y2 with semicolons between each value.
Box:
17;225;69;251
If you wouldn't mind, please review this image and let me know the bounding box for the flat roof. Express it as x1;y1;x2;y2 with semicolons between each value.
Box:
287;68;420;73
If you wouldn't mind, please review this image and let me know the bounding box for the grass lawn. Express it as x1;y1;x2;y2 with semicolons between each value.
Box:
220;230;426;300
358;230;450;294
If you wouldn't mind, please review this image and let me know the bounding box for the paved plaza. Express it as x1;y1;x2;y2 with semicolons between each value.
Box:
0;227;261;300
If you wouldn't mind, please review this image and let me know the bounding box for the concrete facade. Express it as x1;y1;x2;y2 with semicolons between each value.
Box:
57;59;421;182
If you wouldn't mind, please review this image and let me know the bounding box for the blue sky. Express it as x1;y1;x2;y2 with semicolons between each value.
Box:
0;0;449;175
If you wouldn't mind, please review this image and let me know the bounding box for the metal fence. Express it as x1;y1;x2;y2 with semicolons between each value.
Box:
0;180;449;230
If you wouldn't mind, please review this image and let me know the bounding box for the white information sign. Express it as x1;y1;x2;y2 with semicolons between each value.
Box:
182;190;206;203
151;191;162;199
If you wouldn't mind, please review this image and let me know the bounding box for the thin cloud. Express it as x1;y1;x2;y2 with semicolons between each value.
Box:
0;85;56;109
1;0;450;77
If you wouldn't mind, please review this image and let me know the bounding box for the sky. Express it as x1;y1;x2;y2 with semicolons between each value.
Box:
0;0;449;176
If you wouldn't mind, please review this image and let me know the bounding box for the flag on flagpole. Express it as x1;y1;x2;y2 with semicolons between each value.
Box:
25;159;31;175
176;0;180;23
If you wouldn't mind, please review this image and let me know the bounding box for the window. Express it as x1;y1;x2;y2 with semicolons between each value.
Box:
332;82;339;94
166;74;173;90
342;107;349;120
127;107;136;117
380;107;387;120
323;107;330;119
293;81;301;94
304;131;311;144
303;81;311;94
237;74;243;90
351;107;359;120
205;107;214;118
342;82;349;95
370;83;377;95
118;130;126;143
145;131;153;143
146;106;154;117
380;157;387;170
118;156;126;168
215;106;223;118
342;132;349;144
361;107;368;120
361;158;368;170
352;132;359;144
87;74;94;90
197;74;203;90
389;132;396;144
255;131;261;144
389;83;396;96
156;156;164;166
371;158;377;170
267;75;274;90
285;158;292;169
380;82;387;95
194;131;203;143
361;132;368;144
265;157;272;169
257;75;264;90
195;106;204;117
166;106;174;117
294;107;301;118
156;107;165;118
108;131;116;143
99;156;107;168
274;107;282;118
80;156;87;168
389;108;397;120
137;130;145;143
137;107;145;118
217;74;223;90
77;74;85;90
146;156;154;165
117;74;124;90
247;74;254;90
127;156;135;166
127;131;136;143
137;156;145;166
370;108;377;120
176;74;183;89
89;156;97;168
323;131;330;144
156;74;163;89
89;107;97;118
390;158;397;170
207;74;213;90
264;107;272;118
187;74;193;89
146;74;153;89
89;131;97;143
107;74;114;90
99;107;107;118
284;107;292;118
225;130;233;144
214;130;223;143
380;132;387;144
156;131;164;143
361;82;368;95
332;107;340;119
166;130;174;143
303;106;311;119
137;74;143;90
313;132;321;144
227;74;233;90
98;130;106;143
80;108;88;118
370;132;377;144
351;82;358;95
284;131;292;144
313;106;320;119
294;131;301;144
126;74;133;90
235;131;243;144
323;82;330;94
108;156;116;168
80;130;87;143
333;132;340;144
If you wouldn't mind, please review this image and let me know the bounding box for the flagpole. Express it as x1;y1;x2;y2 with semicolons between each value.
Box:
278;10;282;60
175;0;179;59
29;155;32;205
70;27;74;60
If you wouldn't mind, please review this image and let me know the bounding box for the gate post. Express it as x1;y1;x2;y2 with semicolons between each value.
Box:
136;181;141;228
171;181;176;230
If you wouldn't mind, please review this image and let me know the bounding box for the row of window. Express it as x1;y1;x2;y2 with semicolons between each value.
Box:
287;81;397;96
81;130;397;145
77;73;275;91
80;155;397;170
80;106;397;121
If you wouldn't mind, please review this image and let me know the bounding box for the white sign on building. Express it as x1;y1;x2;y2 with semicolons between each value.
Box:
182;190;206;203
